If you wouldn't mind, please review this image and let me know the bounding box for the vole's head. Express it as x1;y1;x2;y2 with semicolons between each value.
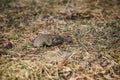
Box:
63;36;72;44
52;35;64;45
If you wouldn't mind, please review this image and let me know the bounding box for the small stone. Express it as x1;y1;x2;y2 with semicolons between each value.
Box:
96;53;102;58
105;70;110;75
5;42;13;49
100;60;110;67
0;39;13;49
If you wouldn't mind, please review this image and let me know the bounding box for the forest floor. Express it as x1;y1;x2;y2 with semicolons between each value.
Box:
0;0;120;80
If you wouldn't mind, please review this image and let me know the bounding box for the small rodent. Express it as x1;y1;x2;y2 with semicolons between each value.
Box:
33;34;64;47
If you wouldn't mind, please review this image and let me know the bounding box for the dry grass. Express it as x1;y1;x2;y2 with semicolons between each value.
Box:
0;0;120;80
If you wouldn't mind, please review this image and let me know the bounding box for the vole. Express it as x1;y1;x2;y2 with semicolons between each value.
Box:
33;33;72;47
